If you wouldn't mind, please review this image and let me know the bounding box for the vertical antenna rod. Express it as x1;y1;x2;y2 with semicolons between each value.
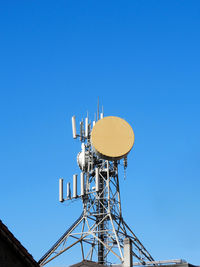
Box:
59;178;64;203
97;97;99;121
72;116;77;139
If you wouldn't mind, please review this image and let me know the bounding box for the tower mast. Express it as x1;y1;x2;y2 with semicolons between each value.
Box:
38;110;154;266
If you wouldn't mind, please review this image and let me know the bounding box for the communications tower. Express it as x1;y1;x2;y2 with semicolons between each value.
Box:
39;109;155;266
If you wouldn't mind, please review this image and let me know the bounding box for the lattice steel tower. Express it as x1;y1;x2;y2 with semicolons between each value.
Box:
39;109;154;266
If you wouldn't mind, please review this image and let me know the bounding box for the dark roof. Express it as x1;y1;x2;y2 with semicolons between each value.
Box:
70;260;108;267
0;220;39;267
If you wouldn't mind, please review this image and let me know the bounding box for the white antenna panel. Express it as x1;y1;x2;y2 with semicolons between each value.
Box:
59;178;64;202
73;174;77;198
80;172;84;196
72;116;77;139
85;117;88;138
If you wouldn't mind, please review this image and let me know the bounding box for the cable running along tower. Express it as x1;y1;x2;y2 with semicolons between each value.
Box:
39;107;154;266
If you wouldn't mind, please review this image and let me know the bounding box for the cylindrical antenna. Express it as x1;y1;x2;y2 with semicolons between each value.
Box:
85;117;88;138
80;172;85;196
59;178;64;202
95;168;99;192
67;182;71;199
72;116;77;139
81;143;85;170
73;174;77;198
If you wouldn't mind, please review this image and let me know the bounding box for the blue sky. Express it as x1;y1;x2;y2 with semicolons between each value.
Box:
0;1;200;266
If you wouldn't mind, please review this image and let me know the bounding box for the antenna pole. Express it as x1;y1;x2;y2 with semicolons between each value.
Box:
97;97;99;121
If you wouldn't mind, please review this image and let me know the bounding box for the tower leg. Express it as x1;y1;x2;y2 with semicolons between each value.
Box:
38;213;84;266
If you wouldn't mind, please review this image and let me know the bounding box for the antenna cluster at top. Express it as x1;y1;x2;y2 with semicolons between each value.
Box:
59;105;134;203
71;109;104;141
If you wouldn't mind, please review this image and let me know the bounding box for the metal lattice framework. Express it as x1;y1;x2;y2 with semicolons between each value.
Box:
38;112;155;266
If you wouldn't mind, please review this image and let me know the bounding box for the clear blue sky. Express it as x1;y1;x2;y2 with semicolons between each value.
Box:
0;1;200;266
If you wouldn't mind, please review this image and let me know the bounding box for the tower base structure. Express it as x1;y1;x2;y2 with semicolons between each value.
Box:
39;161;154;266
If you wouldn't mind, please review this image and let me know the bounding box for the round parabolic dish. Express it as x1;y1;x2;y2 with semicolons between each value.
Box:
91;116;135;160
